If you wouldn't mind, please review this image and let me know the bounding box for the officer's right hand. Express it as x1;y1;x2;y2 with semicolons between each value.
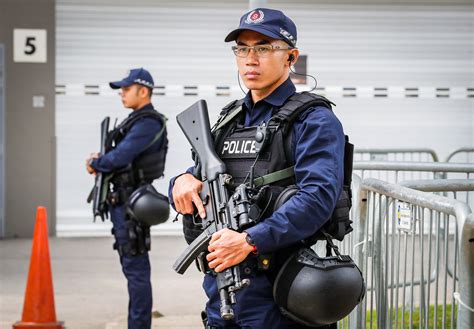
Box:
172;173;206;219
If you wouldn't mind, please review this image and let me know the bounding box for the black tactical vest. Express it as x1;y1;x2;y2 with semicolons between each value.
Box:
105;108;168;187
216;124;293;187
211;92;353;240
213;92;333;189
183;92;353;246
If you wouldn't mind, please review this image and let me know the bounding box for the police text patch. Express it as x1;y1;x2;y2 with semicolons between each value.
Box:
220;138;257;159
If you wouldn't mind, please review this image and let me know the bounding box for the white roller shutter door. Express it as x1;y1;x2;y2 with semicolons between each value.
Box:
56;0;473;236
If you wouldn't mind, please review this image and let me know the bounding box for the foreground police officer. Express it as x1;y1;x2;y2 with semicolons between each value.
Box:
86;68;168;329
170;8;346;329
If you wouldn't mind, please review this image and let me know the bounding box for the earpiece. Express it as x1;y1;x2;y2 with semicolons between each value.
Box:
288;54;295;64
288;55;319;92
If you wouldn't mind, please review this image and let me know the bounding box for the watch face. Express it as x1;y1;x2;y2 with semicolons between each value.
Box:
246;234;256;246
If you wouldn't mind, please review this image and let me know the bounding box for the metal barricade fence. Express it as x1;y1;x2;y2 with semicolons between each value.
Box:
398;179;474;288
353;162;474;184
354;148;439;163
400;179;474;214
339;177;473;329
446;148;474;164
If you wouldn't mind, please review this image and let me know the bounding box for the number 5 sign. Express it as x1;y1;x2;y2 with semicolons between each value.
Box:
13;29;47;63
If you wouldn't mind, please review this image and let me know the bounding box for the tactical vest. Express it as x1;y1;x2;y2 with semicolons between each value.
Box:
105;108;168;188
211;92;354;241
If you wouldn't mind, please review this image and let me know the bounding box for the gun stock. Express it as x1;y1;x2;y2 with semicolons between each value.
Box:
176;100;225;182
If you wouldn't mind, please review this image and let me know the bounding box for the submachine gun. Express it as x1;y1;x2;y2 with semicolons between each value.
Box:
172;100;254;320
87;116;110;221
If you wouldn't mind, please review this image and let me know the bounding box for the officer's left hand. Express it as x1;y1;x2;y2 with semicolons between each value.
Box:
206;228;254;272
85;152;100;174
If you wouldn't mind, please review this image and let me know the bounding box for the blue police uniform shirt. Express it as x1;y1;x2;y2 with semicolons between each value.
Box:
91;103;164;173
169;78;345;254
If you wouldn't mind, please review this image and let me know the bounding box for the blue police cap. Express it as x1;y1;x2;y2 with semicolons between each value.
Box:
109;68;154;89
225;8;297;47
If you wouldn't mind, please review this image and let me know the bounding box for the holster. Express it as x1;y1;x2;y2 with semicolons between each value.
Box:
107;187;134;206
112;218;151;257
108;165;137;206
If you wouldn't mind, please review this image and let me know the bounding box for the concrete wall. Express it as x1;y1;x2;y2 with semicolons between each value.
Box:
0;0;56;237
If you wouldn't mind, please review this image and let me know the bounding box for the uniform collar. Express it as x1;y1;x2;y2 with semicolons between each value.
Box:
243;77;296;110
130;103;154;117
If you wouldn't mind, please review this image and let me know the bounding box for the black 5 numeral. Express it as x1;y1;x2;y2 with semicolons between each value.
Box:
24;37;36;55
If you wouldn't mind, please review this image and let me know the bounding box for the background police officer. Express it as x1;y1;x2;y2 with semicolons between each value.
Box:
170;8;345;329
86;68;168;329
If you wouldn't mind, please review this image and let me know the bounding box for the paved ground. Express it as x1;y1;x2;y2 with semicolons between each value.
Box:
1;233;461;329
0;236;207;329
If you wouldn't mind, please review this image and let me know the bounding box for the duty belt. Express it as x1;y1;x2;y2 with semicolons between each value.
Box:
107;186;135;206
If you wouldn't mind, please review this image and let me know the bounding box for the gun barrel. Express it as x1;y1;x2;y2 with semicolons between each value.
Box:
219;289;234;320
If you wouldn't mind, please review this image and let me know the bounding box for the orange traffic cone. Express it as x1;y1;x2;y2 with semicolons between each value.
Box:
13;206;64;329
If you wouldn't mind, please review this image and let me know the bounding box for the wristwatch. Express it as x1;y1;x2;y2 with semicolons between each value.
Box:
245;233;258;254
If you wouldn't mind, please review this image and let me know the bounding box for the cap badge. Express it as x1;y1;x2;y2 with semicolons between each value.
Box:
245;10;265;24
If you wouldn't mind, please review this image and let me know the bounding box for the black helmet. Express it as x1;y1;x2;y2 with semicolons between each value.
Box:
126;184;170;226
273;247;365;327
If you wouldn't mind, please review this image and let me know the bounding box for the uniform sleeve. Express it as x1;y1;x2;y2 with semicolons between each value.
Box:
91;117;163;173
245;107;345;254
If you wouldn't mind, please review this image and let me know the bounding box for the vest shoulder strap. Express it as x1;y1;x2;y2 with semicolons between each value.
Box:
270;92;335;134
220;98;245;116
252;93;339;187
120;108;166;135
113;109;167;155
212;98;245;132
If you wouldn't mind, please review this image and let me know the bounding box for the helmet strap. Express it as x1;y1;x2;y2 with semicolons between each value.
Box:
322;229;341;258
